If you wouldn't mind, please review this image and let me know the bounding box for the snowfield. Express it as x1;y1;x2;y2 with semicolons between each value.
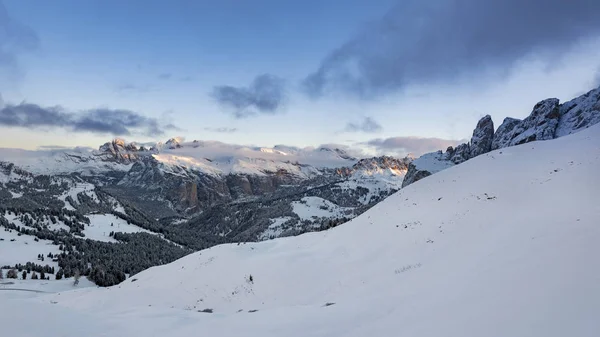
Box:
292;196;353;221
1;124;599;336
83;214;153;242
0;228;61;270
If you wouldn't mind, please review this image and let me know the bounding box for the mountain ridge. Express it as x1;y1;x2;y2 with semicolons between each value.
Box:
402;85;600;187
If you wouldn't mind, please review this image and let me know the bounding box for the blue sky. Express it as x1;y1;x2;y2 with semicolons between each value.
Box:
1;0;599;156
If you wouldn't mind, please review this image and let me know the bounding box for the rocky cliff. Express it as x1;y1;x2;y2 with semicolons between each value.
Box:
402;85;600;187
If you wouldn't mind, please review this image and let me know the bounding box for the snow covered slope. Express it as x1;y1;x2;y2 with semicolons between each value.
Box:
2;124;599;337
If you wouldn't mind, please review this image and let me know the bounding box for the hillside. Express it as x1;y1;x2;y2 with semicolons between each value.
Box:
403;84;600;187
0;139;410;286
2;120;598;336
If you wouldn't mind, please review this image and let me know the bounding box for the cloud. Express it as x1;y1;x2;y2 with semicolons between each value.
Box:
343;117;383;133
211;74;286;118
204;127;238;133
0;0;40;77
303;0;600;98
180;76;194;82
158;73;172;80
115;83;154;94
0;100;174;136
363;136;466;157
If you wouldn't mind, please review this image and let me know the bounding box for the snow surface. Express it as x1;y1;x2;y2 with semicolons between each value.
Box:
83;214;153;242
0;148;132;175
1;124;599;336
1;139;358;178
0;229;61;270
291;197;353;221
259;216;294;240
410;150;455;173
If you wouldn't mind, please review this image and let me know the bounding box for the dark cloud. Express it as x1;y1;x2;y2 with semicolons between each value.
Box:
204;127;238;133
0;1;40;77
158;73;172;80
304;0;600;98
0;100;173;136
343;117;383;133
364;136;466;157
211;74;286;118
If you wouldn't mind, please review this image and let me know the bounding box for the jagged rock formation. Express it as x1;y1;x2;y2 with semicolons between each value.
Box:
97;138;150;164
402;85;600;187
447;143;471;165
491;98;560;149
469;115;494;157
556;86;600;137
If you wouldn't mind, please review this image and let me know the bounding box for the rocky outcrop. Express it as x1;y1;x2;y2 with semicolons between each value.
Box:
447;143;470;164
402;85;600;188
491;118;521;150
556;86;600;137
401;162;432;188
491;98;560;149
401;151;456;187
469;115;494;158
349;156;412;175
97;138;148;164
165;138;183;149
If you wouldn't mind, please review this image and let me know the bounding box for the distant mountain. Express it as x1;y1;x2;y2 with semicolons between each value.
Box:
402;85;600;187
0;137;410;285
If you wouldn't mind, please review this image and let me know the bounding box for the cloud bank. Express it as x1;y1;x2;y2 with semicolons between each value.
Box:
211;74;286;118
0;100;175;136
343;117;383;133
364;136;466;157
204;127;238;133
303;0;600;98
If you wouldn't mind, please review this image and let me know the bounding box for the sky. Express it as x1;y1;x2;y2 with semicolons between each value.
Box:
1;0;599;157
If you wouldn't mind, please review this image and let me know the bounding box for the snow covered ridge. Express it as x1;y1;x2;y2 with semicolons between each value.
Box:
4;122;598;337
402;84;600;187
0;136;369;177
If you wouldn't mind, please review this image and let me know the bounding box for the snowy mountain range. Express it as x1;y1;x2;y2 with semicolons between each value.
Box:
0;84;599;292
1;107;598;337
0;132;411;286
402;84;600;187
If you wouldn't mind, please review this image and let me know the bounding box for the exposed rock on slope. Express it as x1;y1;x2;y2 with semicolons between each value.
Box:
469;115;494;157
402;85;600;187
556;86;600;137
491;98;560;149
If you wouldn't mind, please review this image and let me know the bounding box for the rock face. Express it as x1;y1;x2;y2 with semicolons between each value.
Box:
98;138;147;164
401;151;455;188
402;86;600;188
556;86;600;137
469;115;494;158
491;98;560;150
447;143;471;165
491;118;521;150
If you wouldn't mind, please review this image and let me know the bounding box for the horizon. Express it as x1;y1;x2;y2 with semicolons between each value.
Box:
1;0;599;158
